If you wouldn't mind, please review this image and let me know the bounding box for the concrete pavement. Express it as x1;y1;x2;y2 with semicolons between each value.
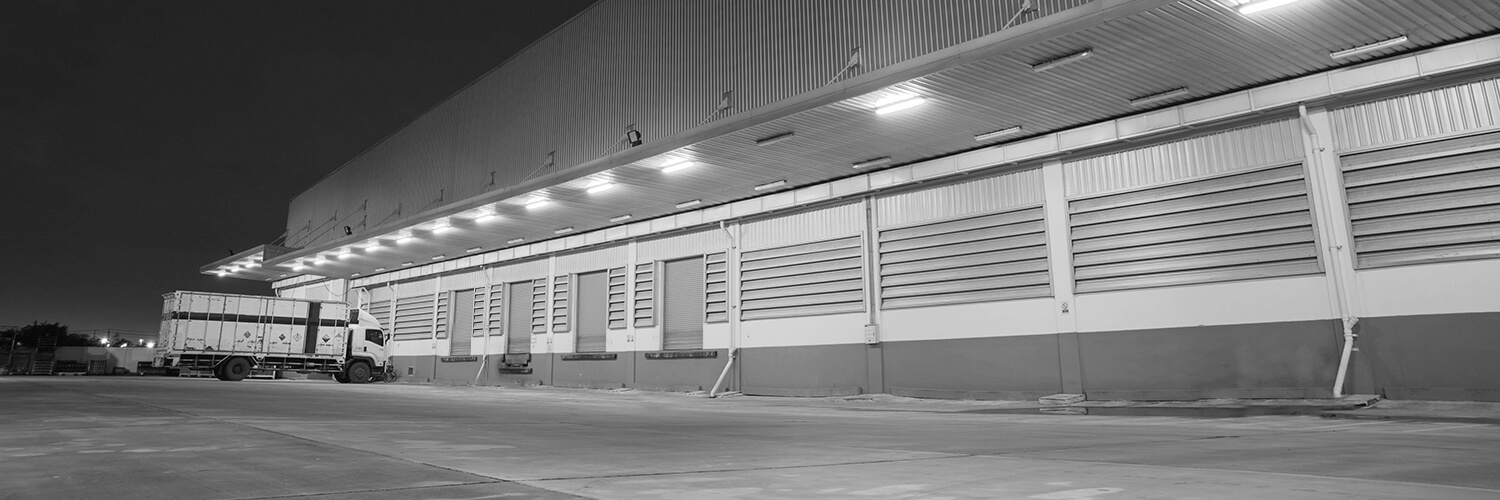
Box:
2;377;1497;499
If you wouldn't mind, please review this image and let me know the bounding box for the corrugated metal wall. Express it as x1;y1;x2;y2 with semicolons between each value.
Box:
288;0;1091;248
637;228;729;262
1332;76;1500;152
741;202;864;250
876;169;1044;228
1064;119;1306;198
555;244;628;274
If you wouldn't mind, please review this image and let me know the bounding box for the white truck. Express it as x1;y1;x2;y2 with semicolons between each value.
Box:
155;291;391;383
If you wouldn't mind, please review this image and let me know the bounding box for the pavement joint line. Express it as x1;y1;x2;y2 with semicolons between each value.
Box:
966;452;1500;494
41;383;524;486
234;480;516;500
526;453;975;482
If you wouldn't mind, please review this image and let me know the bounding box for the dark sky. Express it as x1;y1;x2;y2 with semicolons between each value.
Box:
0;0;596;334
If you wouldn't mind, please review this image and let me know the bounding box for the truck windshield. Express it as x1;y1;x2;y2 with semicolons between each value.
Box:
365;329;386;347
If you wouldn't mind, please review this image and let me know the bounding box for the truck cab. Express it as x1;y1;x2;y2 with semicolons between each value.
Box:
339;309;391;383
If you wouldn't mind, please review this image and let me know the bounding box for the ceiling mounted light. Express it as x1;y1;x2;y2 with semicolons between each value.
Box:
754;131;795;146
525;199;550;210
660;157;693;173
507;238;525;244
431;255;445;261
351;273;361;277
554;227;574;234
676;199;702;208
396;236;414;244
474;213;497;223
754;180;788;191
337;249;352;259
975;126;1024;142
312;258;328;265
874;95;926;115
246;262;260;268
1330;35;1409;59
432;225;452;234
292;264;307;271
1237;0;1303;15
216;271;227;277
374;267;386;272
1030;50;1093;73
587;182;615;194
853;156;893;169
1129;87;1190;107
465;246;482;253
400;261;414;267
610;214;632;223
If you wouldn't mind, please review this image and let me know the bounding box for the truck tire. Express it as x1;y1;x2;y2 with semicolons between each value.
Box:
347;361;371;384
213;363;230;381
334;373;350;383
222;357;252;382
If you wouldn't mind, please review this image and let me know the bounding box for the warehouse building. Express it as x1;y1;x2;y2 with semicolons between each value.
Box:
205;0;1500;402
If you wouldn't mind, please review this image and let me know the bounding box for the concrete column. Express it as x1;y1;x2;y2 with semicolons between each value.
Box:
1042;160;1084;395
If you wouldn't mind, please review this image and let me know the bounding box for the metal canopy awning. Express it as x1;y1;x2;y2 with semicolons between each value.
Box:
210;0;1500;283
199;245;298;281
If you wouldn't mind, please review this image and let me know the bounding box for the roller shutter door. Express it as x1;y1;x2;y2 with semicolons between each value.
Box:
879;206;1049;309
1341;131;1500;268
1069;163;1322;293
505;280;533;354
449;289;473;356
661;257;704;350
575;271;608;352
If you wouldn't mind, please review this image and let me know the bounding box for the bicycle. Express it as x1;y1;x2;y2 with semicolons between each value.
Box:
377;363;398;383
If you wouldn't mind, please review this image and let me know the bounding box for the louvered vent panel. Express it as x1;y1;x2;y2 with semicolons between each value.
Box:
471;288;486;337
607;267;628;330
530;279;548;334
1341;130;1500;268
705;252;729;323
392;295;434;340
433;293;449;339
368;300;391;333
879;206;1050;309
551;275;570;333
1070;163;1322;293
485;284;504;336
740;236;864;321
632;263;656;328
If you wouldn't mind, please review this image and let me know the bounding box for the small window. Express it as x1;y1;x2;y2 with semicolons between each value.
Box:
366;329;387;347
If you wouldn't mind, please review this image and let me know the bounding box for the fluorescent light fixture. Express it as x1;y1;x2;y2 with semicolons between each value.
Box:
853;156;893;169
676;199;702;208
216;271;226;277
313;258;328;265
226;266;238;273
554;227;574;234
374;267;386;272
610;214;632;223
587;182;615;194
474;213;497;223
400;261;414;267
754;180;787;191
246;262;260;268
465;246;482;253
975;126;1023;142
525;199;550;209
1030;49;1093;73
337;249;352;259
874;96;926;115
351;273;361;277
292;264;306;271
507;238;525;244
431;255;445;260
432;225;452;234
1129;87;1190;107
754;132;795;146
660;158;694;173
1330;35;1409;59
1237;0;1303;15
396;236;414;244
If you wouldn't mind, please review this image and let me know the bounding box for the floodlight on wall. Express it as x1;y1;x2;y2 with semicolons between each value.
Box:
676;199;702;208
1237;0;1303;15
874;95;926;115
1330;36;1409;59
507;238;525;244
975;126;1023;142
610;214;632;223
587;182;616;194
754;131;796;146
525;199;550;210
754;180;788;191
1129;87;1190;107
1030;49;1092;73
852;156;892;169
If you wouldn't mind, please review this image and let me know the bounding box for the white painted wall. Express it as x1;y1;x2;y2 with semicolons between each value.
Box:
881;297;1058;342
703;323;731;350
1074;275;1337;332
1357;260;1500;318
740;312;865;348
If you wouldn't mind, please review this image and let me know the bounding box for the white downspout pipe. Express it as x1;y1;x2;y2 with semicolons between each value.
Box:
1299;104;1359;398
474;265;492;386
711;221;739;398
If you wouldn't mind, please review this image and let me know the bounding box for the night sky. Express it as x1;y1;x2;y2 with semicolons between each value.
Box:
1;0;596;334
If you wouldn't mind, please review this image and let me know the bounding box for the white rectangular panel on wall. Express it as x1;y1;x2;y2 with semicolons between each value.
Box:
632;263;656;328
740;236;865;321
1339;130;1500;268
879;205;1050;309
705;252;729;323
637;229;727;263
1065;119;1305;198
740;202;863;250
1069;163;1322;293
607;267;628;329
876;169;1043;228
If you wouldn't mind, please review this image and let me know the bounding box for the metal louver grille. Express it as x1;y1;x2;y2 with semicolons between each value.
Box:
1070;163;1322;293
740;236;865;321
505;281;532;354
485;284;504;336
879;206;1051;309
632;263;655;328
607;267;628;329
576;271;608;353
471;288;486;337
392;295;434;340
1342;131;1500;268
368;300;391;332
705;253;729;323
433;293;449;339
551;275;570;333
662;257;704;351
530;279;548;335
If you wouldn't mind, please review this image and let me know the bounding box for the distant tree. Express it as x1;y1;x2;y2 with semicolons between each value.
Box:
1;322;98;347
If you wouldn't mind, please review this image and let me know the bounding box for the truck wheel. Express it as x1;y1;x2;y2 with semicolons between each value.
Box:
347;361;371;384
222;358;252;382
334;373;350;383
213;364;229;381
